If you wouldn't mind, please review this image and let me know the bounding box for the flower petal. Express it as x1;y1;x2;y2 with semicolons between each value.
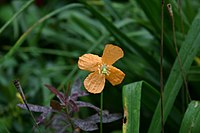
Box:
84;71;105;94
106;66;125;86
102;44;124;65
78;54;102;72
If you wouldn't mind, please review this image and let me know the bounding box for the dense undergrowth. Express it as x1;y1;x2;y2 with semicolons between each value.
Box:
0;0;200;132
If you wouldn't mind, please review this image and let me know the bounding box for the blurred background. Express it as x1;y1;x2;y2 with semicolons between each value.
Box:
0;0;200;132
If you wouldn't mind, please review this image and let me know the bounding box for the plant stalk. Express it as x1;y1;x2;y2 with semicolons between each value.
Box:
160;0;165;133
0;0;34;34
100;91;103;133
167;3;191;103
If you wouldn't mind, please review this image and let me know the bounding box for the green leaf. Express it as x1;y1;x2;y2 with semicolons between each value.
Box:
80;0;159;70
187;66;200;82
148;10;200;133
134;0;175;61
122;82;158;132
0;117;11;133
123;81;181;133
134;0;192;62
0;3;83;67
102;0;121;20
179;101;200;133
0;0;34;35
123;81;142;133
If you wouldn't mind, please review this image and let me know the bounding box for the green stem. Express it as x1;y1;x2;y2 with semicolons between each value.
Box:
13;80;41;133
64;107;75;131
100;91;103;133
167;3;191;102
0;3;83;66
0;0;34;34
160;1;165;133
58;34;108;89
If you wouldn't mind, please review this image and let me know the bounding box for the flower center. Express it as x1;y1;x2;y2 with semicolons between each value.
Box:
98;64;110;75
101;64;107;74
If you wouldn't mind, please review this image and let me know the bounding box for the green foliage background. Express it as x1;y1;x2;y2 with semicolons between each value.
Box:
0;0;200;132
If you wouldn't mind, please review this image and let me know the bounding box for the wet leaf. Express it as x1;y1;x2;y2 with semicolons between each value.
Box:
68;99;79;112
70;78;88;100
72;118;98;131
45;84;66;104
18;103;52;125
36;111;50;125
17;103;52;113
50;100;62;111
71;78;82;94
75;101;100;112
86;111;122;123
49;114;70;133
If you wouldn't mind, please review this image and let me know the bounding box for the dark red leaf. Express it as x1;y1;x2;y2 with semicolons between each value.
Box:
70;78;88;100
45;84;66;104
75;101;100;112
36;112;50;125
71;78;82;94
70;91;89;101
68;99;79;112
17;103;52;113
86;111;122;123
50;100;62;111
72;118;98;131
49;114;70;132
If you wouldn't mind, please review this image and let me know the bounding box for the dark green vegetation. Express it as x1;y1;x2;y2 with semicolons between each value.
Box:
0;0;200;132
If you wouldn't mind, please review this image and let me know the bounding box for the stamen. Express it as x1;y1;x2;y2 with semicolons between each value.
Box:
98;64;101;74
101;64;107;74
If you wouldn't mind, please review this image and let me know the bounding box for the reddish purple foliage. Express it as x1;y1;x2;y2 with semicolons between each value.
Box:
17;78;121;132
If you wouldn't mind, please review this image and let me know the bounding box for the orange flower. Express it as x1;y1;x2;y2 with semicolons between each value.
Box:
78;44;125;94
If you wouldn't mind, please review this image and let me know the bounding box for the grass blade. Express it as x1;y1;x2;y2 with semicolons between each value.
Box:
187;66;200;82
148;10;200;133
0;0;34;35
80;1;159;70
122;81;181;133
123;82;142;133
179;101;200;133
0;3;83;67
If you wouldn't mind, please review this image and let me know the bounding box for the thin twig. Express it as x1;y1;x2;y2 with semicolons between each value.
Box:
160;0;165;133
166;4;191;103
13;80;41;133
100;91;103;133
64;106;75;131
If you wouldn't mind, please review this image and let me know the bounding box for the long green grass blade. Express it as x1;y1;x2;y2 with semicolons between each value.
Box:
188;66;200;82
0;3;83;67
135;0;191;62
123;81;182;133
134;0;174;60
0;117;11;133
148;11;200;133
80;1;159;70
179;101;200;133
102;0;120;20
0;0;34;35
123;82;142;133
